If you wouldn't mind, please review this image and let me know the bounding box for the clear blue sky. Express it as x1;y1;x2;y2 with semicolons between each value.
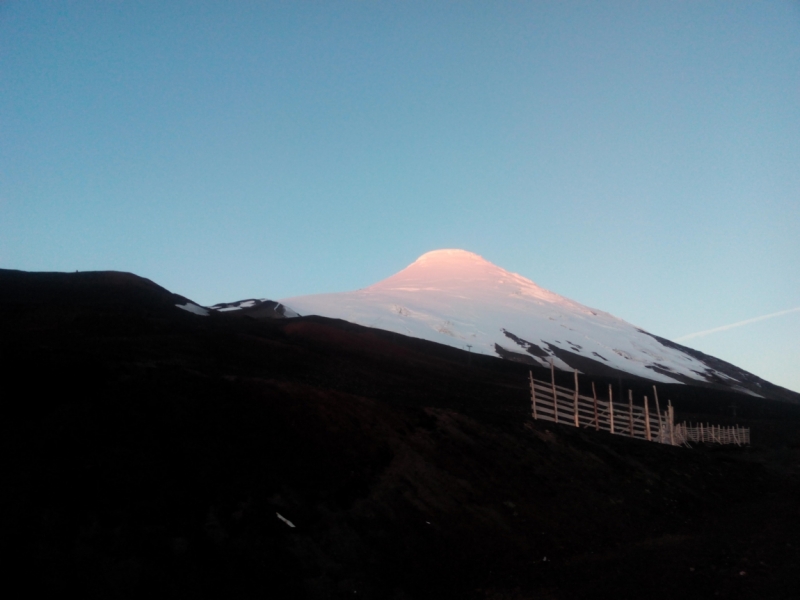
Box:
2;2;798;392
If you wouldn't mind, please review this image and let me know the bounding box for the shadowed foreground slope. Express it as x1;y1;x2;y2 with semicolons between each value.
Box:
2;269;799;599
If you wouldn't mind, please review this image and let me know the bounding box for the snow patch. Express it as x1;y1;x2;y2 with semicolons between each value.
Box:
176;302;209;316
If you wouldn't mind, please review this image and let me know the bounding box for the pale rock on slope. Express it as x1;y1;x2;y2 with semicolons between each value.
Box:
281;250;753;391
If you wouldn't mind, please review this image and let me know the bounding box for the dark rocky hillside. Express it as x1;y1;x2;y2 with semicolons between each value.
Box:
2;269;799;599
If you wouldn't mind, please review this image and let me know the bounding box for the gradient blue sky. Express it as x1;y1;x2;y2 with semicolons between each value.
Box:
2;2;798;392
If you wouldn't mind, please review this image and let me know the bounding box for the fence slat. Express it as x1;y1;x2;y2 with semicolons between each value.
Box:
549;360;558;424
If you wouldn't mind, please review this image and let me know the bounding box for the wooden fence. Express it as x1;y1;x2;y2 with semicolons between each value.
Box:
673;422;750;446
529;364;749;447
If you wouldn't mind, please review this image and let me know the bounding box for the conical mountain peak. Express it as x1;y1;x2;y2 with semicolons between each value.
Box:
367;249;551;298
280;250;761;394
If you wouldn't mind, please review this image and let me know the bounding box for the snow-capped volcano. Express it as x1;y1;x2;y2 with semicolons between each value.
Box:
280;249;763;394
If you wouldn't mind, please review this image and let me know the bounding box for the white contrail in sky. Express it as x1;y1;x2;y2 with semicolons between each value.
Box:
676;306;800;342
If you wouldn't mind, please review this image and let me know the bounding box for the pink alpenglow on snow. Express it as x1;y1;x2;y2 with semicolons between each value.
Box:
281;250;758;394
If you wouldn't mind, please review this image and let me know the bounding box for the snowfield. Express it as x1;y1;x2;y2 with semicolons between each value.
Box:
281;249;754;391
209;298;299;318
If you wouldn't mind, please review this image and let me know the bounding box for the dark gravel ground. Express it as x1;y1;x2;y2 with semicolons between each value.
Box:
2;269;799;599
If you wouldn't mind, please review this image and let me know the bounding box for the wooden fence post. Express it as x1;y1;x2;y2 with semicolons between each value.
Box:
608;384;615;434
592;382;599;431
550;359;558;424
653;386;662;443
644;395;652;441
628;390;634;436
529;371;538;420
668;401;675;446
573;369;580;428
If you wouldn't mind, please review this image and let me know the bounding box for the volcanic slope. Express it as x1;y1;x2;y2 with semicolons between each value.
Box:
4;267;800;600
280;250;789;400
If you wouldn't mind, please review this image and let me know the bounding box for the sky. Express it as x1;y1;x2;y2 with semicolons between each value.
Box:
1;2;798;392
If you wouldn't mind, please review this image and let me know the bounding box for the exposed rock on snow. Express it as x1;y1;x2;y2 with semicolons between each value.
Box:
209;298;298;319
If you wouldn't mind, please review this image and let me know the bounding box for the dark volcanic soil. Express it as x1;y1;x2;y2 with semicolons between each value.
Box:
2;269;799;599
